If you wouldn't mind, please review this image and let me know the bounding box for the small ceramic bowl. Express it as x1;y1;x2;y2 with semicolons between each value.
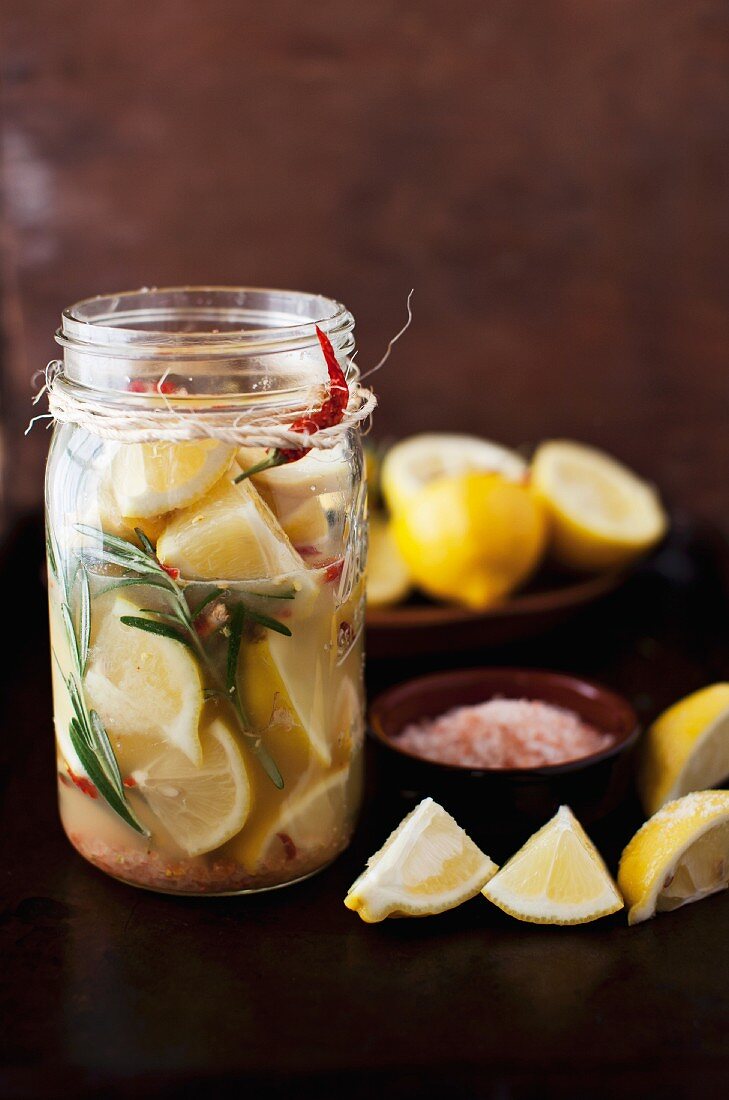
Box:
368;667;640;837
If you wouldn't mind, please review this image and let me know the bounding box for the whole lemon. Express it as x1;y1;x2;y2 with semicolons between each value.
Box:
392;472;547;610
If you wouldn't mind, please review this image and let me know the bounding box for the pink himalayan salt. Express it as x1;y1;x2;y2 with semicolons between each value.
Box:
396;697;614;769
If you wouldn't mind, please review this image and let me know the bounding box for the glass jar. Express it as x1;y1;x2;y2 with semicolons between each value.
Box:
45;287;368;894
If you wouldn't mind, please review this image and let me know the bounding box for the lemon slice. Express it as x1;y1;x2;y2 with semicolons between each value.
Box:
392;472;547;609
637;684;729;815
618;790;729;924
111;439;236;519
482;805;623;924
126;719;251;857
156;465;306;581
531;440;667;571
381;433;527;516
345;797;497;922
239;445;351;498
241;631;331;767
240;768;350;873
84;593;203;764
366;514;411;607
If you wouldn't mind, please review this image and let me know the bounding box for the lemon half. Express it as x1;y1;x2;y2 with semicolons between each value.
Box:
532;440;667;571
381;433;527;516
618;790;729;924
482;805;623;924
345;797;497;922
366;514;411;608
638;683;729;815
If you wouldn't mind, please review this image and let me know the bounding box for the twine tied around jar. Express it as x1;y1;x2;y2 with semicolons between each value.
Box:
26;360;378;450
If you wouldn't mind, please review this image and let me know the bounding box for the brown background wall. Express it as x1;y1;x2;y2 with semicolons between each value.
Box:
2;1;728;522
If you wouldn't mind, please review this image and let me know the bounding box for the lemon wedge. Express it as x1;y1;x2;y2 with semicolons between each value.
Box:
381;433;527;516
618;790;729;924
345;797;497;922
392;472;547;609
91;475;167;546
531;440;667;571
156;466;306;581
366;513;411;608
239;445;351;498
638;684;729;815
482;805;623;924
84;593;203;764
236;768;350;874
124;719;251;857
111;439;236;519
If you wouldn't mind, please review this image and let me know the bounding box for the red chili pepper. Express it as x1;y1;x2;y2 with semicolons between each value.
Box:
277;832;297;861
68;767;98;799
123;776;137;789
162;564;180;580
324;558;344;584
235;325;349;482
126;378;184;395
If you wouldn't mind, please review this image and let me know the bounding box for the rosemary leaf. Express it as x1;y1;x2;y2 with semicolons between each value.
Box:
96;575;176;596
76;523;151;562
134;527;156;557
226;603;245;695
245;608;293;637
248;587;296;601
89;708;125;793
120;614;195;650
61;603;82;676
68;720;148;836
137;608;184;623
78;566;91;675
193;587;225;619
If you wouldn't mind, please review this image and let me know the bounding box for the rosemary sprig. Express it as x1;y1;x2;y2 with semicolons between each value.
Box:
47;535;146;835
75;524;286;789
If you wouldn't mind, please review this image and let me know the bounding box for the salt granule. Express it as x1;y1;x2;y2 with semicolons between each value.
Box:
397;697;614;769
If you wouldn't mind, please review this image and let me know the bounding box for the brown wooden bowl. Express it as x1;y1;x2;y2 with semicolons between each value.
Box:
366;568;630;658
368;667;641;838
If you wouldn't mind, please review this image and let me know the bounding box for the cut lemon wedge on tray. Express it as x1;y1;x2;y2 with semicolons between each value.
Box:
366;514;411;607
124;718;251;857
345;797;497;922
618;790;729;924
85;593;203;764
637;684;729;815
381;433;527;516
531;440;667;571
482;805;623;924
111;439;236;518
156;464;306;581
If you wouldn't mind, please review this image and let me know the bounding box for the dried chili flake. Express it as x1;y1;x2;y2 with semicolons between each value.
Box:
68;768;98;799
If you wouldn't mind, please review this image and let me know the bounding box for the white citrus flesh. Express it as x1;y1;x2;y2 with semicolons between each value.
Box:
345;797;498;922
156;465;307;582
111;439;236;518
618;790;729;924
129;719;251;857
381;433;527;516
482;805;623;924
84;594;203;764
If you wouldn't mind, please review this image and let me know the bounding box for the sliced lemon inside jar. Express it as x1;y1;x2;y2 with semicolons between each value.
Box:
156;466;306;581
234;768;350;874
84;593;204;765
111;439;236;519
482;805;623;924
618;790;729;924
123;718;251;858
345;797;498;922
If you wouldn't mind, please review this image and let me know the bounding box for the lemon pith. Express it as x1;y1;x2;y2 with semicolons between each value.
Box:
392;472;547;610
344;797;498;922
618;790;729;924
638;684;729;815
531;440;667;572
482;805;623;924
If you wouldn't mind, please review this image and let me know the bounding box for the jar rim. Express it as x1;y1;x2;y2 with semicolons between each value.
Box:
56;286;355;359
